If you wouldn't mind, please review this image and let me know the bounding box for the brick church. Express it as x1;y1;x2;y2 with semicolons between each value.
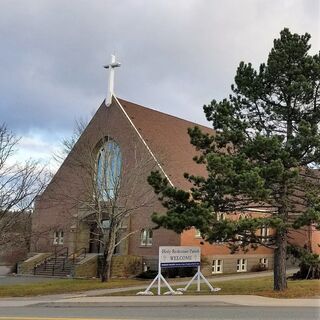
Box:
21;58;318;278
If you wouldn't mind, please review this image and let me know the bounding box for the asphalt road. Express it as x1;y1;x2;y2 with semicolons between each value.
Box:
0;305;318;320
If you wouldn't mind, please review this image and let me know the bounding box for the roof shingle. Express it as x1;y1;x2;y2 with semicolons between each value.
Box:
117;98;214;189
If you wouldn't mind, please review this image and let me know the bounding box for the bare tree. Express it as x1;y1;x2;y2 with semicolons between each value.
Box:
53;118;88;165
53;121;159;282
0;124;48;248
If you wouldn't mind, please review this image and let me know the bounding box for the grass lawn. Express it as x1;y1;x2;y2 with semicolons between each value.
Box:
0;276;319;298
111;276;320;299
0;278;147;297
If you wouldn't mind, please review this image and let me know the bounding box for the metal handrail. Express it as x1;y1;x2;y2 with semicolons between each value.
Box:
33;246;69;274
70;247;87;264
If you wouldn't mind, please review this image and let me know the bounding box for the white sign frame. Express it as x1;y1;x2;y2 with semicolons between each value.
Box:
159;246;201;268
137;246;220;296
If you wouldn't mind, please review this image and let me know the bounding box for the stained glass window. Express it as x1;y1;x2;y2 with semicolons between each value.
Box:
96;138;122;200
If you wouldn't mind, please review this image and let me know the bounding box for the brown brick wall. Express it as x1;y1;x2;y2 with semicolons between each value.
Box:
31;99;181;259
201;254;274;276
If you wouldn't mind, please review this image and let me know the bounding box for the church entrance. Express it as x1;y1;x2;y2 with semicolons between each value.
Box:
88;224;101;253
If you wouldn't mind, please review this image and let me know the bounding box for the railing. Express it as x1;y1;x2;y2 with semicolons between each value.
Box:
33;247;87;276
33;247;69;275
70;247;87;264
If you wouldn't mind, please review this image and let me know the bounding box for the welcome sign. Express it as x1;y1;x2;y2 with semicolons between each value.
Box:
159;246;201;268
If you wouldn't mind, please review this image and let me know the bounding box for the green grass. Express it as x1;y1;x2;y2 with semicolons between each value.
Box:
111;276;320;299
0;278;147;297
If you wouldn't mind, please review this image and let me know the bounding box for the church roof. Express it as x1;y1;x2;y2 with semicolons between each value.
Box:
116;98;214;189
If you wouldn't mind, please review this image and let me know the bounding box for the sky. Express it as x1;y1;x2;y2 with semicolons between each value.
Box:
0;0;319;171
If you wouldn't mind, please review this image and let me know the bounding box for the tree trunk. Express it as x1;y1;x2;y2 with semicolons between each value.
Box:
100;228;117;283
273;230;287;291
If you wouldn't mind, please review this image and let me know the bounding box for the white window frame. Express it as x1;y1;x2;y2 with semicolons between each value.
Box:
53;230;64;245
212;259;223;274
260;257;268;268
260;226;269;243
194;229;202;238
140;229;153;247
217;212;226;221
237;258;247;272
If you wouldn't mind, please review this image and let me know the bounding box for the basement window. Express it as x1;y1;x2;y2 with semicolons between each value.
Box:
140;229;153;246
212;259;223;274
260;258;268;268
237;258;247;272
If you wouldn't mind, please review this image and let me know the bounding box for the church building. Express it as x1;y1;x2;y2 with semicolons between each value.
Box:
21;56;314;278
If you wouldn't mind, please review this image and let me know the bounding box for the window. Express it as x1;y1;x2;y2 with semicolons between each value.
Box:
102;219;110;229
140;229;153;246
260;226;269;243
260;258;268;268
194;229;202;238
96;138;122;200
212;259;223;274
239;213;248;220
53;230;64;245
237;258;247;272
217;213;226;221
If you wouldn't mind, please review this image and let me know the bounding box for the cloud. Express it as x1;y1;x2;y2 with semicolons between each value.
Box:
0;0;318;161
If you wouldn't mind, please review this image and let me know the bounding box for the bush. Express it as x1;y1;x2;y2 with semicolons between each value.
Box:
136;270;158;279
288;245;320;280
136;267;197;279
251;263;268;272
162;267;197;278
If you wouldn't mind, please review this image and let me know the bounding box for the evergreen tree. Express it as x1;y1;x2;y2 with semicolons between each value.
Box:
148;29;320;291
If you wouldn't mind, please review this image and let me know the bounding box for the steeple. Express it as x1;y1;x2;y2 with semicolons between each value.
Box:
104;54;121;106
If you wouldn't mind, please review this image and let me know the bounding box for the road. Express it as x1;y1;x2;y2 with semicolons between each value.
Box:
0;305;318;320
0;295;318;320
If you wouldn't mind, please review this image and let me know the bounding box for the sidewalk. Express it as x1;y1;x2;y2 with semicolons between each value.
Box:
53;294;320;308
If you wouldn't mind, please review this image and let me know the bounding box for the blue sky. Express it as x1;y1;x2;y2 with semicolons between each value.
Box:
0;0;319;171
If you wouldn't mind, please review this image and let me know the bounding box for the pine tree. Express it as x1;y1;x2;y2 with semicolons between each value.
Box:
148;29;320;291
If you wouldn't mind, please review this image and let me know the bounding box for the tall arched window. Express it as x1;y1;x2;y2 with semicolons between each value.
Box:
96;138;122;200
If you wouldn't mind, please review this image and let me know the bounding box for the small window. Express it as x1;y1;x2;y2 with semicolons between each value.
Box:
237;258;247;272
140;229;153;246
217;213;226;221
194;229;202;238
260;226;269;243
260;258;268;268
53;230;64;245
239;213;248;220
102;219;110;229
212;259;223;274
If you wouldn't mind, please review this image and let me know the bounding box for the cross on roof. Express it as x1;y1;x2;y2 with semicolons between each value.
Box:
104;54;121;106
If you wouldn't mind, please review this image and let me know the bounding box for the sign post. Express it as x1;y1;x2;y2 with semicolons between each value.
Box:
137;246;220;295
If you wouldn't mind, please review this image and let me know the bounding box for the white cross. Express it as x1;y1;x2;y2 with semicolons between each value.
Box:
104;54;121;106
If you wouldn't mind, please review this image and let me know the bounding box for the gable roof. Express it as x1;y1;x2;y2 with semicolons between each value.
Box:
116;98;214;189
